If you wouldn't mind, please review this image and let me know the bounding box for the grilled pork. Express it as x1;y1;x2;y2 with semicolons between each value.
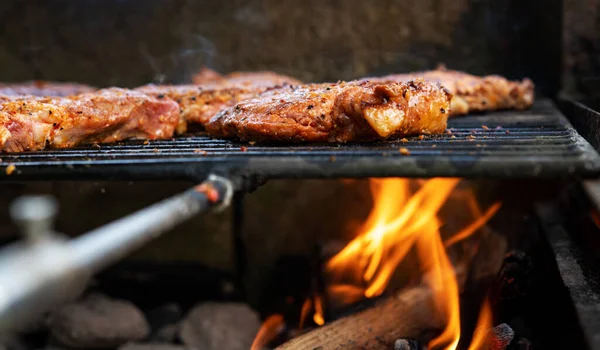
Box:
138;69;302;133
0;88;179;152
136;84;266;134
366;66;534;115
192;67;302;87
0;81;96;97
206;79;451;142
219;71;302;87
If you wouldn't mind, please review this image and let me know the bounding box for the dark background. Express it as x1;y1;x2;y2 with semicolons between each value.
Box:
0;0;566;98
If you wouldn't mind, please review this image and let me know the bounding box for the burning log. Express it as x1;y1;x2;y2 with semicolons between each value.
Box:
269;179;506;350
275;285;440;350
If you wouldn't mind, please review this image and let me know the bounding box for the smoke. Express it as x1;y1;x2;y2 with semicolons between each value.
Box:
139;34;218;85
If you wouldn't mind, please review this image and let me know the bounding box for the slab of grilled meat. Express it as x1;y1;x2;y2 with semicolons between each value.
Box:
206;79;451;143
0;88;179;152
0;81;96;97
136;83;267;134
365;66;534;116
192;67;302;87
138;69;302;134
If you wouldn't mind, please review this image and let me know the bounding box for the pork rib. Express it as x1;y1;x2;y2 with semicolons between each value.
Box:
366;66;534;115
206;79;451;143
0;88;179;152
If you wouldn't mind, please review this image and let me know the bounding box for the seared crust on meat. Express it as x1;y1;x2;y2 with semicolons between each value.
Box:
206;79;451;143
0;81;96;97
140;69;302;133
192;67;302;87
136;84;265;133
0;88;179;152
366;66;534;116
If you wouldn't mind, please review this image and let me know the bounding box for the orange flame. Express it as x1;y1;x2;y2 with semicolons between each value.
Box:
313;295;325;326
468;300;493;350
445;202;501;247
326;284;365;306
326;178;460;300
250;314;285;350
416;215;461;349
299;298;312;330
323;178;499;350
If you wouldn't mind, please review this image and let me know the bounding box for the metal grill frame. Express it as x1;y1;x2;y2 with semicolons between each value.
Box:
0;99;599;181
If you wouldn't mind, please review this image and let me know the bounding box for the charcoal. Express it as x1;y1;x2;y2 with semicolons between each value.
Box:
394;338;424;350
488;323;515;350
145;303;182;342
152;324;179;343
48;293;149;348
515;337;532;350
179;302;260;350
497;251;534;300
146;303;182;329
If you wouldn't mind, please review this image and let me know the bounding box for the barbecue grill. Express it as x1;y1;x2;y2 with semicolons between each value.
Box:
1;98;598;337
1;100;598;181
1;0;599;348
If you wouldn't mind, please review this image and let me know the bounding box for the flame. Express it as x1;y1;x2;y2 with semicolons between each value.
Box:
299;298;312;330
322;178;500;350
326;284;365;305
445;202;501;247
313;295;325;326
468;300;493;350
250;314;285;350
326;178;459;299
416;217;461;349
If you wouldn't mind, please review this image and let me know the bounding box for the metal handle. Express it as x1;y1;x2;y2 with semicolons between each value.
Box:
70;174;233;273
0;174;234;335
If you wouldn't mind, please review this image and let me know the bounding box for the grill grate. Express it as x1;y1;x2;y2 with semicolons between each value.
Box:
1;99;599;181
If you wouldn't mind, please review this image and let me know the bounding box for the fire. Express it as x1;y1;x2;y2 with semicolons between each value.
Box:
251;178;500;349
323;178;500;349
313;295;325;326
250;314;285;350
468;300;493;350
299;298;312;330
416;213;461;349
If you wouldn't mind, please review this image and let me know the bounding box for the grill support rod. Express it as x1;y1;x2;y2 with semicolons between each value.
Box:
0;174;233;335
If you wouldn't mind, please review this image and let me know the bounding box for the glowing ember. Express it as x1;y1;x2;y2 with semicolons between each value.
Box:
250;314;285;350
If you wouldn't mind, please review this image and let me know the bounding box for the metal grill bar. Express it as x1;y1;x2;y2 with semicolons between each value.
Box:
0;99;598;181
